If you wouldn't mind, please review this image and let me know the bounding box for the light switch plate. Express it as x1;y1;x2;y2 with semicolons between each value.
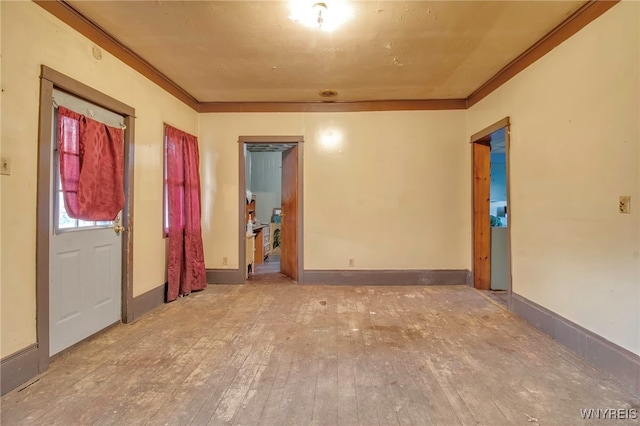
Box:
619;195;631;214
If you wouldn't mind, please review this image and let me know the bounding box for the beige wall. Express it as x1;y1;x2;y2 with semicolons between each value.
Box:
199;111;469;270
467;2;639;354
0;2;198;358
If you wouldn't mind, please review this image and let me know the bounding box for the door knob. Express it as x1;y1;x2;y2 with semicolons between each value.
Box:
114;225;125;235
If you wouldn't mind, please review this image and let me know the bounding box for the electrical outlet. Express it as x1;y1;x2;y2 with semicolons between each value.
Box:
619;196;631;214
222;256;228;266
0;157;11;175
348;258;355;268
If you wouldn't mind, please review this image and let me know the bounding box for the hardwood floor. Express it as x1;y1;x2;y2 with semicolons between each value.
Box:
2;285;638;425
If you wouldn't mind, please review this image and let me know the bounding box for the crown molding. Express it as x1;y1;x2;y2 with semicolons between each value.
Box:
198;99;466;113
35;0;620;113
466;0;620;108
33;0;200;111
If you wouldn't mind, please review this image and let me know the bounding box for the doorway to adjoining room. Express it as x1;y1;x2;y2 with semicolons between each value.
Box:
240;138;303;284
471;118;511;308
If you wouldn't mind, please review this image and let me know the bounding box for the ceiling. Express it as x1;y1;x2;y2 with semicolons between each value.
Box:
65;0;586;103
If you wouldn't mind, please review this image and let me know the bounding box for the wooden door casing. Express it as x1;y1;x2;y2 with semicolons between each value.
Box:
281;145;298;281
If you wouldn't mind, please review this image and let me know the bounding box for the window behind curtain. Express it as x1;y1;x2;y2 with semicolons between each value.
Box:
163;127;185;237
54;90;125;231
163;132;169;236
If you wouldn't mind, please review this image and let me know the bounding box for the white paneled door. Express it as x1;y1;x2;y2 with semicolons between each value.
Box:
49;90;123;356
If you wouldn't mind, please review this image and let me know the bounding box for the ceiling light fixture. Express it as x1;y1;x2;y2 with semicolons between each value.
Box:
313;2;327;28
289;0;353;32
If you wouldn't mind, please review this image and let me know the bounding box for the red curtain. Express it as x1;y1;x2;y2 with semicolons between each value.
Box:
58;106;125;221
165;124;207;301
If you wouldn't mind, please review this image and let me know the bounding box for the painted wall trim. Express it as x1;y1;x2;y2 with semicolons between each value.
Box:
35;0;619;113
511;293;640;394
239;135;304;144
199;99;466;113
36;73;53;372
470;117;510;143
33;0;199;111
0;345;39;396
121;115;136;324
42;67;135;117
132;284;166;322
466;0;620;108
206;269;243;285
304;269;470;286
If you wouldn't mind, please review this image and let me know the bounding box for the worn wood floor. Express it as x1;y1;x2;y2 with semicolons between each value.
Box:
248;256;293;284
2;285;638;425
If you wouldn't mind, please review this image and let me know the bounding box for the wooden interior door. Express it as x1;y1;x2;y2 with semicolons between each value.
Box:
281;145;298;281
473;139;491;290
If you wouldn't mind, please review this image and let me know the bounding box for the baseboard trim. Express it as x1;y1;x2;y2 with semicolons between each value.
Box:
132;284;166;321
1;344;40;396
303;269;470;285
511;293;640;394
206;268;243;284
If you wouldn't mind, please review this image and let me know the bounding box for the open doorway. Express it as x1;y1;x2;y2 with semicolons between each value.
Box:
471;118;511;307
238;136;304;284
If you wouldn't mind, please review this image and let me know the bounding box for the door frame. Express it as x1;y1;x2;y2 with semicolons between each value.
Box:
36;66;136;371
238;136;304;283
470;117;512;304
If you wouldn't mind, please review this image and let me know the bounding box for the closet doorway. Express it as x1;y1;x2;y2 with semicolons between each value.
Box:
238;136;304;284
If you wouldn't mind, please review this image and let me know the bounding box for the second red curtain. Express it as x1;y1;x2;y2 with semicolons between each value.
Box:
165;124;207;301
